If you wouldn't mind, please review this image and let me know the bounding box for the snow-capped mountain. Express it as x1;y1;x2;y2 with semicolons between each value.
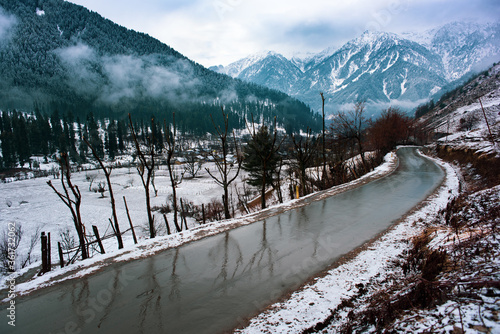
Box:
296;31;447;109
209;51;278;78
213;22;500;114
211;51;304;93
403;22;500;81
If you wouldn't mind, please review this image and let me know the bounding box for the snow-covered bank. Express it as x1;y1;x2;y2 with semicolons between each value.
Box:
236;150;460;333
0;152;398;301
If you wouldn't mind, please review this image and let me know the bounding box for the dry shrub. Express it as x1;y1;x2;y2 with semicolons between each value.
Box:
205;198;224;222
402;230;448;281
357;231;449;332
436;145;500;187
152;204;171;214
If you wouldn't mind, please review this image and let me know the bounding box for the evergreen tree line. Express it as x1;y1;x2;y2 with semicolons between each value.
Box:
0;101;321;170
0;109;128;169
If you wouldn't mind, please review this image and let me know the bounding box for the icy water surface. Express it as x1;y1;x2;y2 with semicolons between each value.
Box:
0;147;444;334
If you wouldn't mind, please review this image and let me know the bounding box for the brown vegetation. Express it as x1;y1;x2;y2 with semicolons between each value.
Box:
368;107;413;155
436;144;500;188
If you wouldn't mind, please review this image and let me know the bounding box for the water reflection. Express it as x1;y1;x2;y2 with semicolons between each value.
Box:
210;232;243;288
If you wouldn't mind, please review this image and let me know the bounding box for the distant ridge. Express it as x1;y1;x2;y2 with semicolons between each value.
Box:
213;22;500;115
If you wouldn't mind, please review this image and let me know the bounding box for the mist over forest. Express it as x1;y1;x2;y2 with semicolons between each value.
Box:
0;0;321;134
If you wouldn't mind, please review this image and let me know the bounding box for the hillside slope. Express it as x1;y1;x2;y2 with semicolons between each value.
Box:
416;63;500;155
0;0;319;132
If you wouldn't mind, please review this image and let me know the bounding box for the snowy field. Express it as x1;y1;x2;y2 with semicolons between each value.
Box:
0;161;248;280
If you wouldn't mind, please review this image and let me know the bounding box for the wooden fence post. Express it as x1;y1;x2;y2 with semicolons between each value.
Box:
47;232;51;271
202;204;206;224
163;214;171;235
180;198;188;230
123;196;138;244
92;225;105;254
58;242;64;268
40;232;48;274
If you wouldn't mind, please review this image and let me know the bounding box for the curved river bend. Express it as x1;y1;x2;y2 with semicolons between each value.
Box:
0;147;444;334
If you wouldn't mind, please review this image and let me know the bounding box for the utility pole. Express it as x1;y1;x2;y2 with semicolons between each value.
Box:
479;97;496;148
320;92;327;187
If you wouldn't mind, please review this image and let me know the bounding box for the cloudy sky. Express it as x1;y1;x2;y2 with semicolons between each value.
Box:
68;0;499;67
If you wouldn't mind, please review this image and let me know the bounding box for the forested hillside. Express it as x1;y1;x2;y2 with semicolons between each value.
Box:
0;0;320;134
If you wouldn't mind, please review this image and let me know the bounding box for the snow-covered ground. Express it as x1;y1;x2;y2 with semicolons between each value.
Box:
0;161;247;284
433;92;500;156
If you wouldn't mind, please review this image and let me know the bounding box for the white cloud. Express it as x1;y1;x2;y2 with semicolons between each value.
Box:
54;42;201;104
56;43;95;62
68;0;500;67
0;7;17;44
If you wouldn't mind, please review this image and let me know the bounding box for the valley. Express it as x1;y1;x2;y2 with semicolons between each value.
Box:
0;0;499;333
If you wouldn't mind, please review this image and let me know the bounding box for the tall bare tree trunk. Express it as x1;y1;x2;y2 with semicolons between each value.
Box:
320;92;328;187
47;153;88;259
164;113;180;229
129;114;156;238
205;107;242;220
84;138;123;249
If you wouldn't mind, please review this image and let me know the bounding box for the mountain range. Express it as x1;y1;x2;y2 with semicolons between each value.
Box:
211;22;500;115
0;0;320;134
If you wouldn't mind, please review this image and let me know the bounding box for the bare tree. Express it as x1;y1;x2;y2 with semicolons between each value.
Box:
47;153;88;259
84;137;123;249
320;92;328;186
18;225;42;269
272;156;285;204
328;124;350;186
129;114;156;239
184;155;203;179
333;101;369;174
0;225;22;272
163;113;181;230
206;107;242;219
85;173;97;191
59;227;76;262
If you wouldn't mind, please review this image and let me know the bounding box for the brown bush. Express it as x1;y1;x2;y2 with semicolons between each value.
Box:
436;145;500;187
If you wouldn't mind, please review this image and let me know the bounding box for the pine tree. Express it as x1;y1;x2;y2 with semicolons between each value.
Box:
37;112;51;157
106;121;118;160
86;112;103;159
243;124;282;209
12;113;30;166
1;112;16;168
117;120;125;152
50;110;63;152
